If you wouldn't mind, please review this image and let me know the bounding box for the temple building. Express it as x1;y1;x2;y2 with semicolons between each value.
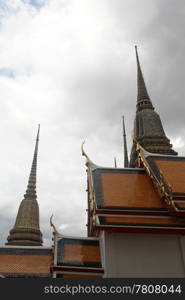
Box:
51;47;185;278
1;46;185;277
50;224;104;278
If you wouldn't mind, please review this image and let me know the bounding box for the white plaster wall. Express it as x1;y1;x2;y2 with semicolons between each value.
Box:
102;232;185;277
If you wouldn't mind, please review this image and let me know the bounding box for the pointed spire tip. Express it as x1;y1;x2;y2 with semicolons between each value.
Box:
135;45;139;63
122;116;129;168
135;46;153;107
36;124;40;141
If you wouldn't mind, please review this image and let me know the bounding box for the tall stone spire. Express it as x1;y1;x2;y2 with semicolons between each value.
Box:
129;46;177;167
135;45;154;111
6;125;43;246
122;116;129;168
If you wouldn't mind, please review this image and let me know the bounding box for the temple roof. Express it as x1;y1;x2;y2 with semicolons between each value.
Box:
92;168;163;210
0;246;51;277
138;147;185;211
145;155;185;195
51;231;104;278
84;145;185;235
57;237;102;268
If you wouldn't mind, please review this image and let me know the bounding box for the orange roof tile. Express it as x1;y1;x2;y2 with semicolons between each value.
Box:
62;244;101;265
0;254;51;275
175;202;185;209
154;160;185;193
101;172;163;209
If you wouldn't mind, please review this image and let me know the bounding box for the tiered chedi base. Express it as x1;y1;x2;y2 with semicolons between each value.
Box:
6;228;42;246
6;198;43;246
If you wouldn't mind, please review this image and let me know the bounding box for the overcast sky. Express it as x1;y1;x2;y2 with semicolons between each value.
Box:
0;0;185;246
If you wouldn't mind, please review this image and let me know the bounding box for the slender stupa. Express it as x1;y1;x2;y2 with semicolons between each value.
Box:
129;46;177;167
122;116;129;168
6;125;43;246
114;157;117;168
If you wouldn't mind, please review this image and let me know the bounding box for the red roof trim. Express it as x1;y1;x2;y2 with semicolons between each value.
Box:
173;196;185;200
96;209;168;216
96;209;185;217
95;225;185;235
52;266;104;273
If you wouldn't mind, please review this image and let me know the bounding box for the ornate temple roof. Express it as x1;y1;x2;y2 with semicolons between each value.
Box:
92;168;162;210
82;141;185;236
143;155;185;195
137;145;185;210
51;231;104;278
57;238;101;268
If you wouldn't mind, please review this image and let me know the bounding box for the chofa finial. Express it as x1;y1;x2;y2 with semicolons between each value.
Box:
81;140;93;166
50;214;59;234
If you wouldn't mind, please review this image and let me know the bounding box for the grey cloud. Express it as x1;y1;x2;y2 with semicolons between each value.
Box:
0;0;185;246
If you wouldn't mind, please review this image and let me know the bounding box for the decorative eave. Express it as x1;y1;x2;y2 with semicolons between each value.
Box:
136;142;179;213
81;140;124;172
81;140;119;236
81;141;102;236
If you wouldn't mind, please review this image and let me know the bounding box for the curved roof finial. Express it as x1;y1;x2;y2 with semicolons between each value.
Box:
81;140;100;170
81;140;93;166
50;214;59;235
